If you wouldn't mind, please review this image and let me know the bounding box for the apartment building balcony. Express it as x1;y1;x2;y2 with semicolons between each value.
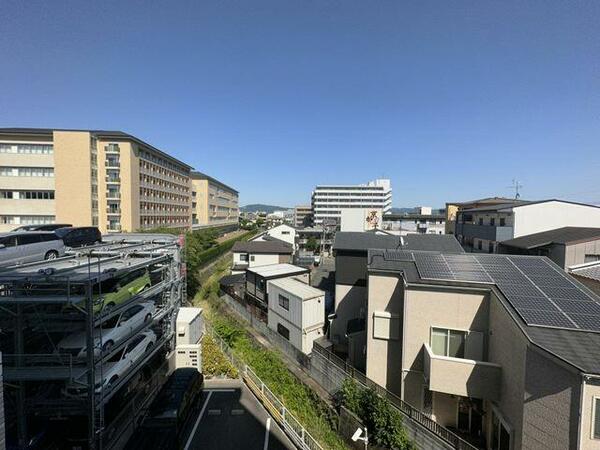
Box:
455;223;514;242
105;176;121;183
106;208;121;215
423;344;501;401
106;192;121;199
104;145;120;154
105;159;120;168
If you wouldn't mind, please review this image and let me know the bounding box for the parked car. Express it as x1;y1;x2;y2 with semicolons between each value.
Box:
64;330;157;396
130;368;204;450
61;266;152;314
11;223;72;232
0;232;65;267
54;227;101;248
57;302;155;358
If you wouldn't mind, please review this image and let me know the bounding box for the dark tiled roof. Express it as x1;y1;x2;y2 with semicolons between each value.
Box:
499;227;600;249
402;234;464;253
333;232;403;252
333;232;464;253
367;249;600;375
232;240;293;254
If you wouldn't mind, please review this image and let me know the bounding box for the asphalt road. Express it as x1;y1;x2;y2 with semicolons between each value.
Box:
183;379;296;450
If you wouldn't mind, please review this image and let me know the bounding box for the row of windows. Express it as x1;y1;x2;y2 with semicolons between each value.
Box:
313;198;388;203
0;190;55;200
0;167;54;177
139;151;189;177
0;215;55;225
0;143;53;154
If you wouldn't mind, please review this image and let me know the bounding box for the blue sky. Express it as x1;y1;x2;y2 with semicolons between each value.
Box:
1;1;599;208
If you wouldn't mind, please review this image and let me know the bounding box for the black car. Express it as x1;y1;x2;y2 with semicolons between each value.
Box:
11;223;72;232
54;227;101;248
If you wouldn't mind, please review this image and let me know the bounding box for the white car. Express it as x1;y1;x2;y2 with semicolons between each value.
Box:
58;302;155;358
64;330;157;396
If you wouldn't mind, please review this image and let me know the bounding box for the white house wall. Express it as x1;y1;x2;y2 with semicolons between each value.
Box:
513;201;600;238
265;224;296;246
250;253;281;267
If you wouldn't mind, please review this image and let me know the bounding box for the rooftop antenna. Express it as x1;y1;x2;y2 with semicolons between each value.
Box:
508;179;523;199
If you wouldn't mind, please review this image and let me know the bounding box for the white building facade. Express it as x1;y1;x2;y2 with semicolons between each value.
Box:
311;179;392;225
267;277;325;354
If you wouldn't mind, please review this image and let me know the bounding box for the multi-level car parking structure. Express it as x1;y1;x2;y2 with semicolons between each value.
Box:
0;233;185;449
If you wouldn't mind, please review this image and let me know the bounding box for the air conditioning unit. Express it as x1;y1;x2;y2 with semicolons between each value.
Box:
175;343;202;372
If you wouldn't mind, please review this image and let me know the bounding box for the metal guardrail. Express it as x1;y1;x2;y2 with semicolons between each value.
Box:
312;343;478;450
206;326;324;450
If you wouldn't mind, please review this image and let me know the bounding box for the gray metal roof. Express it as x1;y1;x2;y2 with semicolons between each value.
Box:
232;240;293;254
460;199;600;213
570;262;600;282
499;227;600;250
368;249;600;374
333;232;464;253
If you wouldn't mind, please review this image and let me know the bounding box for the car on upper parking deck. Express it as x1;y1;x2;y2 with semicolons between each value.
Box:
54;226;101;248
0;231;66;267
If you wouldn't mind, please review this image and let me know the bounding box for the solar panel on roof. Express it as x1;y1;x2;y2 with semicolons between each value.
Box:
517;308;576;328
412;252;600;333
568;314;600;332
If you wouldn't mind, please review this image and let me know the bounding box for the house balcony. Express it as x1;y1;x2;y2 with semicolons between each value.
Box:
423;343;501;401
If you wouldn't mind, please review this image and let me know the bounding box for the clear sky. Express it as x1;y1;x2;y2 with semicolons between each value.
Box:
1;1;599;208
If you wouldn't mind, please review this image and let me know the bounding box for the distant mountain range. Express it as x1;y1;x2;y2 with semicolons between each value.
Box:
241;204;291;214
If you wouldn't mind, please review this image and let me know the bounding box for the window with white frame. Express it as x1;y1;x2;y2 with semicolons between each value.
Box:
431;327;467;358
239;253;248;262
278;294;290;311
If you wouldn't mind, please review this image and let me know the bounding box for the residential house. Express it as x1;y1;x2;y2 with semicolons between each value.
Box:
455;200;600;253
252;223;296;247
445;197;519;235
330;231;464;367
267;277;325;354
365;248;600;450
498;227;600;269
231;240;293;274
245;264;310;310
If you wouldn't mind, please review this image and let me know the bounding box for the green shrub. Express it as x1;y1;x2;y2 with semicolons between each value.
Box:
339;379;414;449
202;335;238;378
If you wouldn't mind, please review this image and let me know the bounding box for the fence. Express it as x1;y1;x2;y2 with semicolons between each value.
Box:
206;325;324;450
312;344;477;450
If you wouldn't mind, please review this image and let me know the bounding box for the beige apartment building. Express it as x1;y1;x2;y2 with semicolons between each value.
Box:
0;128;193;233
365;249;600;450
190;171;238;228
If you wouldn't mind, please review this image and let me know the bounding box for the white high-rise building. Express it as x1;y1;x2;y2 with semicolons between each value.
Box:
311;179;392;225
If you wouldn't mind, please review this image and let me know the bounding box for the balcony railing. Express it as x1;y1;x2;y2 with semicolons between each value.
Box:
423;344;501;401
106;192;121;199
105;160;120;168
105;177;121;183
106;208;121;215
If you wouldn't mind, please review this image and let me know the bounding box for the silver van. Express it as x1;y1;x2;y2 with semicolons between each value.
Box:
0;232;66;267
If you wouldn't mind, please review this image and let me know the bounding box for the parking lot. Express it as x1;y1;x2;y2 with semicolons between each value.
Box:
183;379;296;450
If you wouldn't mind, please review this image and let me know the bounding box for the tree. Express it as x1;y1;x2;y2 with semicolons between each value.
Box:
306;236;319;253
